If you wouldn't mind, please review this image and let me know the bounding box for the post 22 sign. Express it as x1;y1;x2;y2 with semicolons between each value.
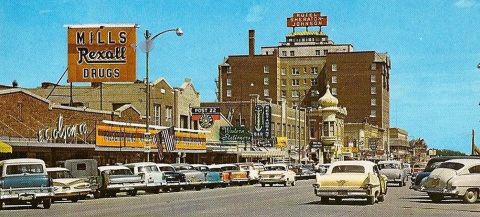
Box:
67;24;137;82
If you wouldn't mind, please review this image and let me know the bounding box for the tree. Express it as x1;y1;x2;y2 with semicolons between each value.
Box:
435;149;466;156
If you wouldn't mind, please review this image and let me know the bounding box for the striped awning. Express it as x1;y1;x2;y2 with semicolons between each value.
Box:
0;140;13;153
240;150;287;158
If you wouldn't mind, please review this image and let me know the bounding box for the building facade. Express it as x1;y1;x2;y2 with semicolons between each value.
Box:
388;128;410;162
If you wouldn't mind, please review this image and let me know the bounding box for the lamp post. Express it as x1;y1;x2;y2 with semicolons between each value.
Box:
142;28;183;162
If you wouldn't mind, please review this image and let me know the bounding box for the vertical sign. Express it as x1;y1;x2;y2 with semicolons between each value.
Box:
254;105;264;137
253;104;272;147
67;24;137;82
263;105;272;139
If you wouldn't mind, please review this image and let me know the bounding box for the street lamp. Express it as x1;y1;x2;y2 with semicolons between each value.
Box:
141;28;183;162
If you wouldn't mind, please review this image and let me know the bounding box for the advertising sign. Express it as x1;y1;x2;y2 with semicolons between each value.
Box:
191;107;221;129
253;104;272;141
310;141;322;149
67;24;137;82
287;12;328;27
369;138;380;150
38;115;88;143
220;126;251;142
276;137;288;149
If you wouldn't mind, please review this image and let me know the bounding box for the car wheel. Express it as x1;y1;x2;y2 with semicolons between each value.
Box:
428;193;443;203
31;200;39;208
366;196;375;205
71;197;79;203
173;187;181;192
269;183;273;187
334;197;342;204
378;194;385;202
284;182;288;187
0;200;4;210
291;181;296;186
463;189;478;204
128;190;137;196
261;183;265;187
195;186;202;191
43;198;52;209
320;197;329;204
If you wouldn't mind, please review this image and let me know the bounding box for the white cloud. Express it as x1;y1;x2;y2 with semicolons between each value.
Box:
454;0;476;8
245;5;265;23
39;9;53;15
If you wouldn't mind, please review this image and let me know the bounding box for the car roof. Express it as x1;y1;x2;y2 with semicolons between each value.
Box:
0;158;45;164
444;159;480;167
190;164;207;167
378;160;401;164
331;160;376;167
156;164;174;167
265;164;288;167
98;165;129;172
125;162;157;167
46;167;69;172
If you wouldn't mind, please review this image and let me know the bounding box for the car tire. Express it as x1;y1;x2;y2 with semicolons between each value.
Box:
195;186;202;191
378;194;385;202
0;200;4;210
128;190;137;196
367;196;375;205
261;183;265;187
463;189;478;204
320;197;329;204
291;181;296;186
334;197;342;204
428;193;443;203
71;197;79;203
43;198;52;209
31;200;39;208
284;182;288;187
269;183;273;187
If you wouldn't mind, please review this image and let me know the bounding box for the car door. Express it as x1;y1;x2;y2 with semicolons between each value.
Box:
374;165;387;194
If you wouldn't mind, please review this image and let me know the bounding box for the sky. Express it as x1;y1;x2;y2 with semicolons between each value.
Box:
0;0;479;153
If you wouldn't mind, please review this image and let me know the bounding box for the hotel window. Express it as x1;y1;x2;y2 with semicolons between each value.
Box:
281;90;286;97
332;76;337;84
282;51;287;56
264;65;269;74
281;79;286;86
371;63;377;70
226;78;232;86
331;87;337;95
154;104;161;125
311;79;318;86
292;90;299;98
226;66;232;74
226;89;232;97
290;51;295;56
370;110;376;117
323;121;335;137
371;98;376;106
292;67;299;75
315;50;321;56
371;86;376;95
281;68;286;75
311;67;318;74
371;75;376;83
264;89;269;97
264;77;269;85
332;64;337;72
292;79;299;86
166;106;173;126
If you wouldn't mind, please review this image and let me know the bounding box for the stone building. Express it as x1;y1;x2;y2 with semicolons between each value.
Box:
388;128;410;162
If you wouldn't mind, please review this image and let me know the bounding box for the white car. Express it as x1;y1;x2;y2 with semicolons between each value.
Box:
421;159;480;203
125;162;166;194
46;167;91;202
259;164;296;187
97;165;145;197
377;160;408;186
238;164;259;183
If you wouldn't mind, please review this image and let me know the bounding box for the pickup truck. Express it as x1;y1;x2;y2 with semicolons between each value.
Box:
0;158;54;209
97;165;144;197
64;159;101;198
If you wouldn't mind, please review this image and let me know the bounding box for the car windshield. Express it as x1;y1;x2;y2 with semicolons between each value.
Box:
209;168;222;172
158;166;175;172
222;166;238;171
378;163;400;169
109;169;133;175
6;164;44;175
331;165;365;173
175;166;194;171
438;162;464;171
239;165;249;170
424;161;443;172
138;165;159;173
48;170;73;179
194;166;208;172
265;166;286;171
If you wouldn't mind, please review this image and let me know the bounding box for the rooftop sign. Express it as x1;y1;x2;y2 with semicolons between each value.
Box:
287;12;327;27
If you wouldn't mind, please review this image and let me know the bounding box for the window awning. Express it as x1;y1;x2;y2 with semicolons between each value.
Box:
0;140;13;153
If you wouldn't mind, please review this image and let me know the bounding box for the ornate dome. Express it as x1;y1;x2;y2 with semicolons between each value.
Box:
319;84;338;107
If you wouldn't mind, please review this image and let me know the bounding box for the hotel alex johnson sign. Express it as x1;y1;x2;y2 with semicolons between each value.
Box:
67;24;137;82
287;12;328;27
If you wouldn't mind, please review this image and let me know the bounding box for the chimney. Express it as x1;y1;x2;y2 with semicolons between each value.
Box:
249;30;255;57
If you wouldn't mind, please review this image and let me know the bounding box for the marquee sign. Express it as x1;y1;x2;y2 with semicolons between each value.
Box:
191;107;221;129
287;12;328;27
67;24;137;82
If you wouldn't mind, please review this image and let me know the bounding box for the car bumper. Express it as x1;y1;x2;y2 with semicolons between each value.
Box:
0;191;55;200
312;184;371;198
106;183;145;192
259;178;285;184
387;178;402;183
231;178;249;183
421;187;458;195
53;189;90;198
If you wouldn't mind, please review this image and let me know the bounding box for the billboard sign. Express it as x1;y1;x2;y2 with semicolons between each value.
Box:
287;12;327;27
220;126;251;142
191;107;221;129
67;24;137;82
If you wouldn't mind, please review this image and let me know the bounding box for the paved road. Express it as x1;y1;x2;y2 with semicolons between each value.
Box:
2;180;480;217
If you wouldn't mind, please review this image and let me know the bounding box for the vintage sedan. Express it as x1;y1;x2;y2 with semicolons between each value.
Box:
192;164;223;189
237;163;260;184
46;167;91;202
207;165;230;188
313;161;387;205
125;162;165;194
259;164;296;187
0;158;54;209
173;164;206;191
421;159;480;203
156;164;186;192
97;165;144;197
377;160;407;186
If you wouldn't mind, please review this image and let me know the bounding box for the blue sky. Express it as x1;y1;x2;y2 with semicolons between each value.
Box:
1;0;479;153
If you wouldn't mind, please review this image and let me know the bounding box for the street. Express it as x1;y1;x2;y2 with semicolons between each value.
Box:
1;180;480;217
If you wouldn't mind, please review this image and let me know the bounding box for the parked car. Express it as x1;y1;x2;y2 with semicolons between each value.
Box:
412;162;427;174
402;163;412;176
156;164;186;192
97;165;144;197
298;164;316;179
229;164;250;186
207;165;230;188
377;160;408;186
46;167;91;202
218;164;239;186
259;164;296;187
315;163;331;174
191;164;223;189
312;160;388;205
64;159;100;198
173;164;206;191
421;159;480;203
410;156;480;191
125;162;165;194
0;158;54;209
237;163;260;184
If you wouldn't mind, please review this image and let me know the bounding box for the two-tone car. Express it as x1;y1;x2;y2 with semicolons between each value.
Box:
156;164;186;192
191;164;223;189
207;165;230;188
377;160;408;186
259;164;296;187
313;161;387;205
237;163;260;184
97;165;144;197
0;158;54;209
125;162;165;194
46;167;91;202
173;164;206;191
421;159;480;203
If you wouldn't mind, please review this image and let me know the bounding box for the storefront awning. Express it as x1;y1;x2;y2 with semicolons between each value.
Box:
240;150;287;158
0;140;13;153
